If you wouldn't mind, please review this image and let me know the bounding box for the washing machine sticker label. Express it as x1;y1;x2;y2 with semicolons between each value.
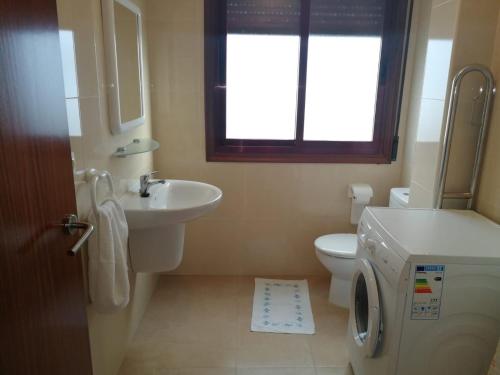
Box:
411;265;445;320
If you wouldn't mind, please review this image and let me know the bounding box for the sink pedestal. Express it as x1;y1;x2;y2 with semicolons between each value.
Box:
128;224;185;273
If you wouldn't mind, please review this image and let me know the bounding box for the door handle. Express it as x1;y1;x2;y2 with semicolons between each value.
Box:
61;214;94;256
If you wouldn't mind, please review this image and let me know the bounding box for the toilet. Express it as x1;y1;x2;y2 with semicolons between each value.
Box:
315;186;409;308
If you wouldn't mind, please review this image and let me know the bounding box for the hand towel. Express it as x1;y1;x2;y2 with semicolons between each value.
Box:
88;198;130;313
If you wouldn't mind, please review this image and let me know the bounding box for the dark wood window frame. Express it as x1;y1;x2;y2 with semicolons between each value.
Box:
204;0;413;164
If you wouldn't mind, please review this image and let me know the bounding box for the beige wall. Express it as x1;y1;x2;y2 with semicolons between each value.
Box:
401;0;433;187
406;0;461;208
57;0;158;374
479;8;500;367
483;10;500;364
403;0;500;209
477;9;500;224
146;0;408;276
444;0;499;207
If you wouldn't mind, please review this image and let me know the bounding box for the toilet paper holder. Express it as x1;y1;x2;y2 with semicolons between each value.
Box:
348;184;374;224
348;184;374;202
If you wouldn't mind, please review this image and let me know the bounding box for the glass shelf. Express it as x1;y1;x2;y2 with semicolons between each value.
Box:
112;138;160;158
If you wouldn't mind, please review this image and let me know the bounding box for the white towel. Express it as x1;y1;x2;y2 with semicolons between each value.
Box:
88;198;130;313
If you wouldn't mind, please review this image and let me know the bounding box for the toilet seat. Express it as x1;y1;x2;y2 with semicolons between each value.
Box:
314;233;357;259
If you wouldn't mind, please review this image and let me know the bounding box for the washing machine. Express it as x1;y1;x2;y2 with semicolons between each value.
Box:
348;207;500;375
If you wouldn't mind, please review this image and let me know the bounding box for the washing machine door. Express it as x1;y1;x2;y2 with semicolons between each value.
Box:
349;258;381;358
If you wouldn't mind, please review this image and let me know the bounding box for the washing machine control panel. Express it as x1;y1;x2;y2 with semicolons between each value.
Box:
358;216;405;286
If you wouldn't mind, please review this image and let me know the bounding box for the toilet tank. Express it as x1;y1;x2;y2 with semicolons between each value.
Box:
389;187;409;208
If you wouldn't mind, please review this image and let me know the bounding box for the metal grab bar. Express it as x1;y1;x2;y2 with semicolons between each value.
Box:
434;64;495;209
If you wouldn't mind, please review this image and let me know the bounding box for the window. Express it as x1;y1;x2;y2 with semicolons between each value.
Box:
59;30;82;137
205;0;412;163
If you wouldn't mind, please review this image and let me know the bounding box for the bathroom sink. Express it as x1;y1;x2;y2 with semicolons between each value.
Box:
121;179;222;273
121;179;222;229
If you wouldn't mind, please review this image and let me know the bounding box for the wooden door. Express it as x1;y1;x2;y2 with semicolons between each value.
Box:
0;0;93;374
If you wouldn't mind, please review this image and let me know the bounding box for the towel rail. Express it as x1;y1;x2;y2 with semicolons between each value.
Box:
84;168;116;217
434;64;495;209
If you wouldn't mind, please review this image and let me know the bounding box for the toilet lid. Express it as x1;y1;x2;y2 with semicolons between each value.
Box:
315;233;357;259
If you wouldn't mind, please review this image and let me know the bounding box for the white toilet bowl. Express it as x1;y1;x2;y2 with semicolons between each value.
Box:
314;233;357;308
314;186;410;308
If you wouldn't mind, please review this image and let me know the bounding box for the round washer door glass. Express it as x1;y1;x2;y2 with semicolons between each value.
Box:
350;258;381;357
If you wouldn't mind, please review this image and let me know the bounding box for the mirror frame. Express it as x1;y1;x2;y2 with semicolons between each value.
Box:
102;0;145;134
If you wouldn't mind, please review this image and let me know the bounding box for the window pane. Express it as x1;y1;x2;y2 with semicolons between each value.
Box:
59;30;82;137
303;36;381;142
226;34;300;140
65;98;82;137
59;30;79;99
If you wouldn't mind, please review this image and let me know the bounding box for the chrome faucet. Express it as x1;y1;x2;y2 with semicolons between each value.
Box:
139;171;166;197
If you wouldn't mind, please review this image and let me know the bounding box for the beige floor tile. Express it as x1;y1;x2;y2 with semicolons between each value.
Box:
135;319;239;349
154;276;241;301
307;277;330;297
238;276;257;297
125;339;169;362
142;277;240;327
237;293;253;319
124;339;236;369
308;334;349;368
160;368;237;375
155;342;236;369
313;310;349;336
121;276;350;373
236;337;314;368
237;368;315;375
238;320;311;348
315;365;354;375
144;297;239;326
118;358;158;375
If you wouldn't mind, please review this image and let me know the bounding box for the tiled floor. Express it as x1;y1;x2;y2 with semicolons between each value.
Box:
119;276;353;375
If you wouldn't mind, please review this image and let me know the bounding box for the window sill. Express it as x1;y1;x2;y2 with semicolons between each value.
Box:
206;149;392;164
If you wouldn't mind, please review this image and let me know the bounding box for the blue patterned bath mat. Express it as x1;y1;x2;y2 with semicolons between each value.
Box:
251;278;315;334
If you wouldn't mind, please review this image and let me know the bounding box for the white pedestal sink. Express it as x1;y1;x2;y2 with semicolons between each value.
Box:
120;180;222;272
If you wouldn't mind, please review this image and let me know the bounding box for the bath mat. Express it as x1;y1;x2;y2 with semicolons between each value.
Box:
251;278;315;334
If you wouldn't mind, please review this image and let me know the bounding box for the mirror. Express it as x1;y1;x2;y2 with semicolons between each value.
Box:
102;0;144;134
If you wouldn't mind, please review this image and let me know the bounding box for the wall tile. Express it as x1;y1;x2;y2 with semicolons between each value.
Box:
56;0;157;374
416;99;445;143
403;0;500;209
412;142;440;193
176;218;243;275
421;0;459;100
243;164;300;221
199;163;246;221
147;0;408;276
408;181;434;208
400;0;433;186
477;8;500;224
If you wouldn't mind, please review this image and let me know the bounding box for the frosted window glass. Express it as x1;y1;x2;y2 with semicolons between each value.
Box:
421;39;453;100
59;30;79;99
65;98;82;137
226;34;300;140
304;36;381;142
59;30;82;137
